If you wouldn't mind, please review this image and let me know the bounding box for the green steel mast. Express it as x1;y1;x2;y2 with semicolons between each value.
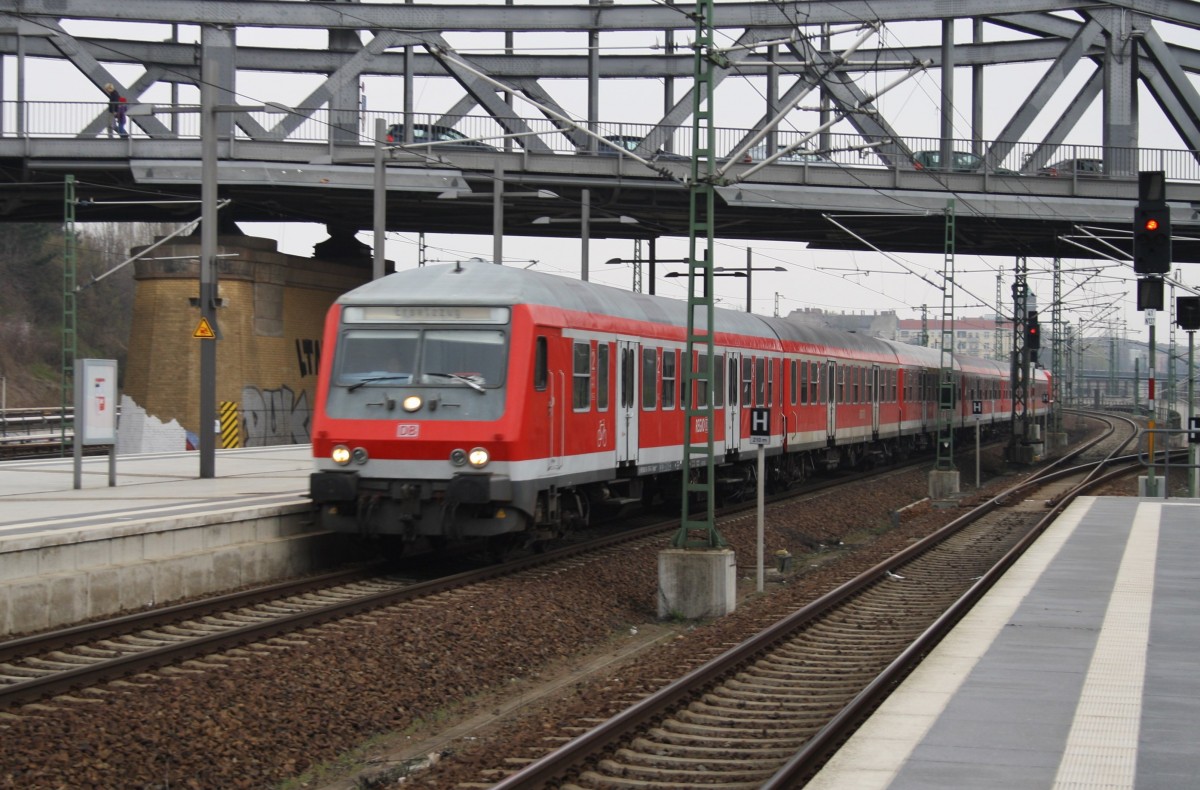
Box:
672;0;726;549
935;200;956;471
61;175;77;453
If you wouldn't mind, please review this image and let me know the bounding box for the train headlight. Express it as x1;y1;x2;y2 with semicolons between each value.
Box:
468;447;490;468
402;395;423;412
331;445;352;465
449;448;468;467
351;447;369;465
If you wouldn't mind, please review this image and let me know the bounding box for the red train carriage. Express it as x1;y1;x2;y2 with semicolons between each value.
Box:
309;261;1026;549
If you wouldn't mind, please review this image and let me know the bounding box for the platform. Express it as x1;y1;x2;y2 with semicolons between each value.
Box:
807;495;1200;790
0;446;334;636
0;445;313;532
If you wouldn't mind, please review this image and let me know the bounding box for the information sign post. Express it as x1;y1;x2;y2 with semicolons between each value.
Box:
73;359;118;489
750;408;771;593
973;400;983;488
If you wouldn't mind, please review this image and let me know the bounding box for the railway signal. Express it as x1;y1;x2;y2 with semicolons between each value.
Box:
1137;277;1164;312
1178;296;1200;331
1133;206;1171;274
1133;171;1171;275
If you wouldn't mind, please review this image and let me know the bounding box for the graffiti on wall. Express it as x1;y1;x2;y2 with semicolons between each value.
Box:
296;338;321;378
241;384;312;445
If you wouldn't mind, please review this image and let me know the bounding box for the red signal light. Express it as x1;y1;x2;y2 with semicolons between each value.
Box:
1144;218;1160;232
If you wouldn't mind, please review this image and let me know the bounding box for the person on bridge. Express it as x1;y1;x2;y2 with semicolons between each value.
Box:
116;96;129;138
103;83;121;137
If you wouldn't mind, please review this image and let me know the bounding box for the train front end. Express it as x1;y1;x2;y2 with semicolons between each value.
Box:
309;272;527;545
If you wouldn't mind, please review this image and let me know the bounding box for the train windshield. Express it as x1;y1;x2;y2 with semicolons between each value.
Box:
336;328;507;389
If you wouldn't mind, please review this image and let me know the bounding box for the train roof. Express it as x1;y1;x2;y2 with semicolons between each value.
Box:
341;262;898;357
338;262;1014;376
342;261;788;338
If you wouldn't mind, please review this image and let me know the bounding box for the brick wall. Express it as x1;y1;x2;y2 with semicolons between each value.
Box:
123;234;368;446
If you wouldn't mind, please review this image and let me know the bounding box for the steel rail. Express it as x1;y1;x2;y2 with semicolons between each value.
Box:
489;411;1128;789
0;434;969;713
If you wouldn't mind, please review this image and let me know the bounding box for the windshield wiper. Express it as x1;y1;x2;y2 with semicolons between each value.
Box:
347;374;408;392
425;371;486;393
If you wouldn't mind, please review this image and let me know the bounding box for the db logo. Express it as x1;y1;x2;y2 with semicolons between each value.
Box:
396;424;420;438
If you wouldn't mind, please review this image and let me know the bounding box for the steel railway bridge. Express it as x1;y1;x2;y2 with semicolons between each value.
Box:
0;0;1196;264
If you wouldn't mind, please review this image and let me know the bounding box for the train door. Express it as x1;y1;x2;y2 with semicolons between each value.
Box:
615;340;639;466
871;364;881;439
542;336;565;471
826;360;837;444
920;370;932;430
726;352;741;453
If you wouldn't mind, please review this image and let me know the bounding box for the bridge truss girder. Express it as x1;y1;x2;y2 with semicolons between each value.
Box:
0;0;1194;173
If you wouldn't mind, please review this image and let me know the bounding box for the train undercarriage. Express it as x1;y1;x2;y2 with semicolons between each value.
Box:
317;417;1014;558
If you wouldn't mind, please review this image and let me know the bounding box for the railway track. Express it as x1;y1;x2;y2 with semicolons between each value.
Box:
0;408;90;460
0;416;1127;787
0;442;964;716
0;527;673;714
478;411;1146;789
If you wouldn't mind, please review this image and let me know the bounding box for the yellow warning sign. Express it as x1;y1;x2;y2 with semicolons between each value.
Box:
193;317;216;339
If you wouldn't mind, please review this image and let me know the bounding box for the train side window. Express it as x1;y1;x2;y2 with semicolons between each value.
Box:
815;363;824;404
642;347;657;409
837;365;845;403
714;353;725;408
755;357;766;406
800;361;808;404
691;352;705;408
619;347;632;408
685;351;700;409
742;357;753;406
852;366;860;403
597;343;610;411
534;337;548;391
789;359;797;405
729;357;738;406
573;342;591;411
662;349;677;409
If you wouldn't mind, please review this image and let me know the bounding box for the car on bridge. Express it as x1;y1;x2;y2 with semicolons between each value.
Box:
386;123;495;151
588;134;689;161
911;149;1017;175
1037;158;1104;178
748;145;835;166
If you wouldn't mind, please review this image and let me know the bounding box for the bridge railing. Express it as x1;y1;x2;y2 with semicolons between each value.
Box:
3;101;1198;183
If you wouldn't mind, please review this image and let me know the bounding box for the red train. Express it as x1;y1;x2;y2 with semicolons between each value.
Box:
309;260;1049;550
